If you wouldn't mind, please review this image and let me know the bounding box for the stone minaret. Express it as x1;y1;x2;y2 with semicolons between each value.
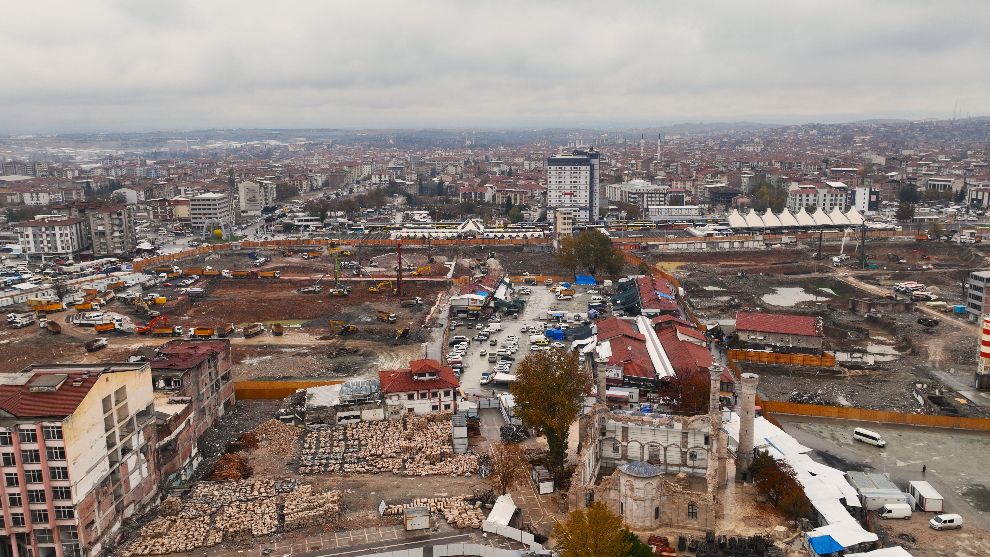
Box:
737;373;760;474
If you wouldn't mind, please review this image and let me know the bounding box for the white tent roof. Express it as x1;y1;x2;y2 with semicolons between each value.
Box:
727;209;748;229
795;207;816;226
828;207;850;226
808;522;878;549
761;209;782;228
744;210;765;228
845;207;864;225
487;494;518;526
777;208;800;227
812;208;834;226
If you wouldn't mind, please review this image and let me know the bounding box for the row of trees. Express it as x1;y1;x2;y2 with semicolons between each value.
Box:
556;229;627;281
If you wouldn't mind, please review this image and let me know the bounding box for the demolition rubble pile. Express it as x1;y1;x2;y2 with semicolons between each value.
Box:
251;419;301;457
122;479;340;556
382;497;486;529
300;413;479;476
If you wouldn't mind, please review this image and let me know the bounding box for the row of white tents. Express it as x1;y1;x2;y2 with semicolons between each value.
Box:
727;207;866;230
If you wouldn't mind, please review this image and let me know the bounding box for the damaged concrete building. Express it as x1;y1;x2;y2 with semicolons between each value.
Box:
568;367;744;531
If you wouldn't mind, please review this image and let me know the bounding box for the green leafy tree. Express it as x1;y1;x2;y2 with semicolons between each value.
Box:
275;183;300;202
895;203;915;222
553;503;632;557
623;530;655;557
898;184;920;203
751;182;786;212
508;206;524;223
510;348;588;476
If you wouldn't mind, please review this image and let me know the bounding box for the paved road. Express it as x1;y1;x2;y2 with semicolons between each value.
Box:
300;532;472;557
774;414;990;532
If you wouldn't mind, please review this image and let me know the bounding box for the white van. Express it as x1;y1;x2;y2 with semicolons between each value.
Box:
929;513;963;530
853;428;886;447
879;503;912;520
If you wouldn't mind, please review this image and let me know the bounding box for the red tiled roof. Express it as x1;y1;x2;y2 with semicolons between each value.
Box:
151;340;228;370
605;336;653;372
379;359;459;394
736;311;820;337
651;315;693;329
621;361;654;380
596;317;644;342
0;371;99;418
658;328;713;378
636;276;679;313
674;324;708;342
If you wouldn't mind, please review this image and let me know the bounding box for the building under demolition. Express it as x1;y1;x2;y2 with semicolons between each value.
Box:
568;367;749;531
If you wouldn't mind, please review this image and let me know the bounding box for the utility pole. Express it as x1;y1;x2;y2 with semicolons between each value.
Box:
860;223;868;269
396;242;403;297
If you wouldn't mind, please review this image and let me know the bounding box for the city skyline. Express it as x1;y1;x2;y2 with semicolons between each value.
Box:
2;1;989;133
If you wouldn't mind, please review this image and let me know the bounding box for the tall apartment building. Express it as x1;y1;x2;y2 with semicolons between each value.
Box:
546;149;601;223
14;217;87;262
188;193;234;235
965;270;990;322
149;340;235;485
236;180;277;216
0;364;159;557
86;205;136;258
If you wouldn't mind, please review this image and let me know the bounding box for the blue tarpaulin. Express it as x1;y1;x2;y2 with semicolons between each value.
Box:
808;535;843;555
545;329;565;341
574;275;597;285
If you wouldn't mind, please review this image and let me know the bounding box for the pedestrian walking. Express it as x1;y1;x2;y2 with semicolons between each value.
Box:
922;464;927;475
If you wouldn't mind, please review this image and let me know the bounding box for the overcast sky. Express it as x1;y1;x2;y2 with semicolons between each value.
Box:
2;1;989;133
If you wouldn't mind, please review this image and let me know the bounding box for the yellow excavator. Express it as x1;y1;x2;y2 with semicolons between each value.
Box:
369;280;392;293
327;320;358;335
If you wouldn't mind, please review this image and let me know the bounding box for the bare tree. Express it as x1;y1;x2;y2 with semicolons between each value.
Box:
487;441;529;495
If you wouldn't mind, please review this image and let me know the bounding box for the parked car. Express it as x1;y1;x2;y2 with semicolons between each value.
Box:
929;514;963;530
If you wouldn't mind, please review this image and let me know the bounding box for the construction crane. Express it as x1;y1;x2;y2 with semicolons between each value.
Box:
300;272;329;294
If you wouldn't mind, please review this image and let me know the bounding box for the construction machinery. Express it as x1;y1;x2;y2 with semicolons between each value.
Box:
243;323;265;338
28;300;65;313
369;280;393;294
85;338;109;352
376;310;397;323
328;287;350;297
137;315;169;334
271;323;284;336
328;320;358;335
400;297;423;308
395;327;410;339
193;327;214;339
46;321;62;334
410;265;431;277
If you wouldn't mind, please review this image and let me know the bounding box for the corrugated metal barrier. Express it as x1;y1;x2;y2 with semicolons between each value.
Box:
234;379;342;400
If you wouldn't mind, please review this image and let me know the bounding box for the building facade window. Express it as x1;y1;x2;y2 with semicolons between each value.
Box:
46;447;66;461
27;490;46;504
55;506;74;520
30;509;49;523
42;425;63;441
21;449;40;464
34;528;54;544
49;467;68;480
18;429;37;444
52;487;71;500
25;470;43;483
687;502;698;520
0;431;11;446
11;513;24;527
1;452;14;466
4;472;19;487
8;493;22;507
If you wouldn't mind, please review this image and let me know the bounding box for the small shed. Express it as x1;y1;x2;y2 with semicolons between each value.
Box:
908;480;944;512
531;465;554;494
846;471;910;510
403;506;431;531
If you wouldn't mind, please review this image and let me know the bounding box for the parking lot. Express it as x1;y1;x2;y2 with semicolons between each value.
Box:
448;280;602;397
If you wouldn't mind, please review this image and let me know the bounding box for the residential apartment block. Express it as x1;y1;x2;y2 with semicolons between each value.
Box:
14;217;87;262
236;180;277;216
149;340;235;485
785;182;849;213
0;364;159;557
546;149;601;223
86;205;136;258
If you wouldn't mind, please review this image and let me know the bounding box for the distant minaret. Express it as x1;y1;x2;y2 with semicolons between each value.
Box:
639;134;645;157
657;134;662;159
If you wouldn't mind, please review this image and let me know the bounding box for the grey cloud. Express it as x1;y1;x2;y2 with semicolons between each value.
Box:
0;0;988;132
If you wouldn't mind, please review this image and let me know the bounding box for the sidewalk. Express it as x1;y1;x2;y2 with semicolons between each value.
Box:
209;525;467;557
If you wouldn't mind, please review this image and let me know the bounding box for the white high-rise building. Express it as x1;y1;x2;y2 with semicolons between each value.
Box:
189;193;234;236
546;149;601;223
